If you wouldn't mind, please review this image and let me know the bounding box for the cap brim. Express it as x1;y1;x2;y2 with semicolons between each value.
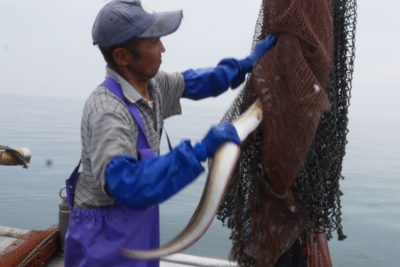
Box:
138;10;183;38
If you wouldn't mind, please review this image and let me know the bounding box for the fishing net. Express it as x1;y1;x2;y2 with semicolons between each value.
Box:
0;226;58;267
216;0;357;266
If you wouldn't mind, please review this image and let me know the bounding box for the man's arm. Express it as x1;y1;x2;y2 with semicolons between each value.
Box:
182;35;277;100
105;123;241;209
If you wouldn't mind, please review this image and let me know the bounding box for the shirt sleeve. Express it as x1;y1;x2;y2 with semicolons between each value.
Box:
105;140;205;209
155;71;185;119
181;57;252;100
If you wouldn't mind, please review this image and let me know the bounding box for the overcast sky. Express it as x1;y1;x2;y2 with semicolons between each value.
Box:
0;0;398;119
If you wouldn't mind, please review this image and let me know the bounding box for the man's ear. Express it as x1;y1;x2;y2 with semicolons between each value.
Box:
112;48;130;66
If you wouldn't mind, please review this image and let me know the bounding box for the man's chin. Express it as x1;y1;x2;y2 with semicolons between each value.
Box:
149;67;161;78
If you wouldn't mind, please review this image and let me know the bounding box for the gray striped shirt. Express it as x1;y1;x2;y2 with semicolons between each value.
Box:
74;67;185;208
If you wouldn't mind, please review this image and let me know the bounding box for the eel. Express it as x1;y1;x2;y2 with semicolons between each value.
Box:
123;100;264;259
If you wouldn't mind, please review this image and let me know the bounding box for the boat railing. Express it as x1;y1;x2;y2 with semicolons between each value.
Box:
161;253;237;267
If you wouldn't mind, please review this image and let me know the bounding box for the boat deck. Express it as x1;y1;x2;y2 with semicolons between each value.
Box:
1;226;237;267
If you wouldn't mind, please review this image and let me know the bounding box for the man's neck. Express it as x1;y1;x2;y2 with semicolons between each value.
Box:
126;76;151;101
113;66;152;101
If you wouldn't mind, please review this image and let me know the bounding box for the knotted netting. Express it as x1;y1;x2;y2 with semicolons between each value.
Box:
216;0;357;266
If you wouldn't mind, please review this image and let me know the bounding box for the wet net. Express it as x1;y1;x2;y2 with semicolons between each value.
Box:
216;0;357;266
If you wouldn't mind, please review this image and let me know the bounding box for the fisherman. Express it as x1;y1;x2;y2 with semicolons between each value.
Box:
64;0;276;266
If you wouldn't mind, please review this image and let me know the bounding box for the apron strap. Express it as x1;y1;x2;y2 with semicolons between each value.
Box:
66;77;157;208
66;160;81;209
102;77;153;156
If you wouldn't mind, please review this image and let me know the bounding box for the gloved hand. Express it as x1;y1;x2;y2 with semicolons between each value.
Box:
243;34;277;69
193;123;241;161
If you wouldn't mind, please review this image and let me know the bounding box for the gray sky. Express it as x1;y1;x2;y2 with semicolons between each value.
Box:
0;0;399;119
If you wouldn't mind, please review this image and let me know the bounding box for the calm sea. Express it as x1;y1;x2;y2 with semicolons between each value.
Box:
0;93;399;266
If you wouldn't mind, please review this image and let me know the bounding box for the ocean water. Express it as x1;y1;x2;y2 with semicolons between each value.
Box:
0;93;399;266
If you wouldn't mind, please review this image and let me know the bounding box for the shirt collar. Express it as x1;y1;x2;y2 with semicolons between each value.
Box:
106;66;155;104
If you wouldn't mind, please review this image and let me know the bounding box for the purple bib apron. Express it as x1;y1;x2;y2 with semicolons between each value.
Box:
64;77;160;267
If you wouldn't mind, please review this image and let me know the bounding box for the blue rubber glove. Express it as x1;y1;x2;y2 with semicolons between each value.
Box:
242;34;277;71
105;123;240;209
193;123;241;162
182;35;277;101
106;140;205;209
182;58;248;100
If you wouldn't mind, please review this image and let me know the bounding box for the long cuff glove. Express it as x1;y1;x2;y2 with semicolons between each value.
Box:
241;34;277;72
182;34;277;100
105;123;241;209
106;141;205;209
182;58;249;100
193;123;241;162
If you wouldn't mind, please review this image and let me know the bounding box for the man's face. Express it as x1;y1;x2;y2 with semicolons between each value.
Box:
126;38;166;80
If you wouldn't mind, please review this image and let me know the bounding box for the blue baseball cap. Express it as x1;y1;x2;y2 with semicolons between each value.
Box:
92;0;183;47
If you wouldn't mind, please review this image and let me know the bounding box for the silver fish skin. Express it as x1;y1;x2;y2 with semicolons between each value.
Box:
123;100;263;260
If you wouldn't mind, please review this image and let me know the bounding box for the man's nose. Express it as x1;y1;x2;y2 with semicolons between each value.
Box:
159;40;166;53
